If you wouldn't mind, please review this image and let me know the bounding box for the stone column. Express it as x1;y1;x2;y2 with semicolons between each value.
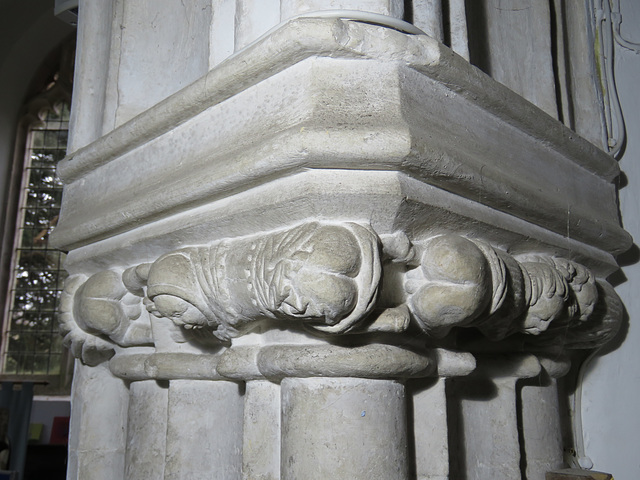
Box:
450;355;543;480
165;380;243;479
281;377;407;479
124;380;168;480
519;359;570;480
241;380;281;479
67;363;129;480
411;377;450;480
280;0;404;19
54;4;628;479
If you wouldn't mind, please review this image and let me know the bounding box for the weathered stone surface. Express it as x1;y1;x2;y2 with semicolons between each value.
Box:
56;5;630;480
124;381;168;480
164;380;243;479
281;377;408;479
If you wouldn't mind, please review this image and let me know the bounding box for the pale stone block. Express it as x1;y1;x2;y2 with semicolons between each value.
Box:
210;0;237;67
234;0;281;51
280;0;404;19
125;380;168;480
68;362;129;480
281;377;408;479
521;378;564;480
410;377;449;480
165;380;243;479
466;0;558;117
412;0;443;42
55;19;628;263
242;381;281;480
452;377;521;480
114;0;213;126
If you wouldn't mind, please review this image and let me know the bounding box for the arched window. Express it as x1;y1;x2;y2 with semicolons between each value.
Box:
1;102;69;375
0;42;74;393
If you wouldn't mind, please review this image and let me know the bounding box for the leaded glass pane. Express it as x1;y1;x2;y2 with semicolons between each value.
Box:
2;104;69;375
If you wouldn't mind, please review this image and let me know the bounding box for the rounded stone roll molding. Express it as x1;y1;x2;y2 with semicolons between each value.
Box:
107;344;446;382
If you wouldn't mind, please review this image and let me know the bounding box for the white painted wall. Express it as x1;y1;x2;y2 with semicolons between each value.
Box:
582;1;640;478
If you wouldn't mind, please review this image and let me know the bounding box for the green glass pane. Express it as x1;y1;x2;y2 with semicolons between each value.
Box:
25;188;61;210
3;356;17;374
33;354;52;374
34;333;53;354
28;167;58;189
11;288;58;311
11;292;31;312
61;103;70;121
43;130;60;148
47;251;66;271
12;355;35;374
50;335;64;353
17;250;51;271
12;312;55;332
22;208;36;227
47;354;61;375
31;131;45;149
31;150;61;167
57;130;68;146
14;266;58;287
47;108;61;121
8;332;35;353
10;310;27;331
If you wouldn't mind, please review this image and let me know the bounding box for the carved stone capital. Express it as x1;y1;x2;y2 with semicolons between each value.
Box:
404;234;612;345
59;222;621;372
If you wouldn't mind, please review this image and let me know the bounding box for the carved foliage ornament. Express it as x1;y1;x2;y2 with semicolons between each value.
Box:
58;222;621;365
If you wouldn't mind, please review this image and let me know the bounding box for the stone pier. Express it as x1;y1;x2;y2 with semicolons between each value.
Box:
53;2;629;479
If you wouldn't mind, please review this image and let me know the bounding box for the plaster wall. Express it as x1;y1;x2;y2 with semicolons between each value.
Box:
582;0;640;478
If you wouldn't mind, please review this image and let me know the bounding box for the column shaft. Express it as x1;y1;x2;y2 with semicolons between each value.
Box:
453;377;522;480
280;0;404;19
411;377;449;480
281;377;408;480
164;380;244;479
520;378;564;480
234;0;281;51
242;380;281;480
125;380;169;480
412;0;444;41
67;362;129;480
